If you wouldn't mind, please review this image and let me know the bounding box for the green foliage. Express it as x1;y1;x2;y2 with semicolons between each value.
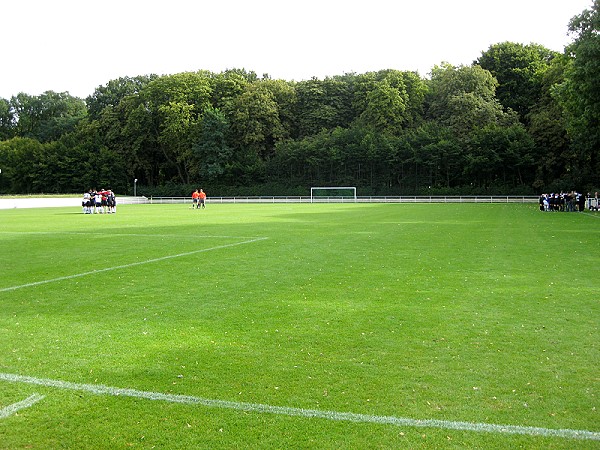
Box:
0;97;15;140
554;0;600;187
477;42;558;121
467;124;536;187
526;55;571;189
295;76;353;137
403;123;463;189
353;70;427;134
10;91;87;142
226;81;287;160
86;75;158;120
192;106;232;180
426;64;500;123
0;137;41;193
358;77;408;133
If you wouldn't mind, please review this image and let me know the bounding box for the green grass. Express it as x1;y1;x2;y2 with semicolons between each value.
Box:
0;203;598;449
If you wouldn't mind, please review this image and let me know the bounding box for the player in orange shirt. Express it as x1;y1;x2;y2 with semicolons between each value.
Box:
198;189;207;209
191;189;200;209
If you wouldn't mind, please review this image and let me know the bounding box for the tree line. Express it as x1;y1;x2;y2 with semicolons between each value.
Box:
0;2;598;197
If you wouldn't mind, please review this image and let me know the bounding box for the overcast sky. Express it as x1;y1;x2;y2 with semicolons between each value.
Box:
1;0;592;99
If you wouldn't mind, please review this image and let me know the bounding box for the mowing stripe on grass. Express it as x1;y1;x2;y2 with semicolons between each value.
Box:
0;237;267;293
0;231;265;239
0;394;45;419
0;373;597;441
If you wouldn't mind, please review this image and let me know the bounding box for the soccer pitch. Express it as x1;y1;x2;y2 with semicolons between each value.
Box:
0;203;598;448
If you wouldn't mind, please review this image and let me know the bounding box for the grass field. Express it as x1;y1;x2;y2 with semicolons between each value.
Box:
0;203;598;449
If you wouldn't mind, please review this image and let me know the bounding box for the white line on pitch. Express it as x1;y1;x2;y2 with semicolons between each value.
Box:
0;373;597;441
0;237;267;293
581;212;600;219
0;394;45;419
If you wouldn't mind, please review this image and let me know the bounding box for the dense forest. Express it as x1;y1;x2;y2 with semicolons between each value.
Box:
0;2;598;197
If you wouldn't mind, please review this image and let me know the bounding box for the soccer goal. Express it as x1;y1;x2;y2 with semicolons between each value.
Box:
310;187;357;203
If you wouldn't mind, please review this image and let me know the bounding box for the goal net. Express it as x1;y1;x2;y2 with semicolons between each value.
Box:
310;187;357;203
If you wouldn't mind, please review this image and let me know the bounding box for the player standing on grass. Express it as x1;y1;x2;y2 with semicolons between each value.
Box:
82;190;91;214
95;189;103;213
106;190;116;213
192;189;200;209
198;189;206;209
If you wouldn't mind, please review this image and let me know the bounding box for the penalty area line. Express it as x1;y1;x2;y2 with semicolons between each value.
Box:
0;394;45;419
0;373;598;441
0;237;268;293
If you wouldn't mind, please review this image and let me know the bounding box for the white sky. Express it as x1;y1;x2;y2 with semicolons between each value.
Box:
1;0;593;99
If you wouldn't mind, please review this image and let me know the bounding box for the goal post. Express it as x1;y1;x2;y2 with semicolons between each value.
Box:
310;187;357;203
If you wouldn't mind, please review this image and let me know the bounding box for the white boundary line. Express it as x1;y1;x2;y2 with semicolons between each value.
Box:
0;393;45;419
0;373;597;441
0;237;267;293
581;212;600;219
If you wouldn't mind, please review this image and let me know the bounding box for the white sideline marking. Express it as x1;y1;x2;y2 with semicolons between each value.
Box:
581;212;600;219
0;237;267;293
0;373;597;441
0;394;45;419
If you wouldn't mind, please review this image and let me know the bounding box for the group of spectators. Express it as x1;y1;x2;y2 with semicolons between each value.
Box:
82;189;116;214
539;191;598;212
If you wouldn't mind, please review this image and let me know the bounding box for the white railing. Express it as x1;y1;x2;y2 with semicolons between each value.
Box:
147;196;540;204
0;195;540;210
118;196;150;204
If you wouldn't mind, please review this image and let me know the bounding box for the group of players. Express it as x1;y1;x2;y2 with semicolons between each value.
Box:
191;189;207;209
82;189;116;214
539;191;592;212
